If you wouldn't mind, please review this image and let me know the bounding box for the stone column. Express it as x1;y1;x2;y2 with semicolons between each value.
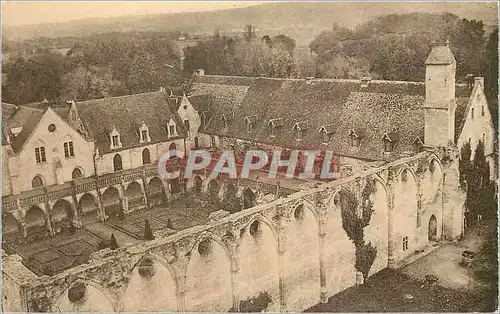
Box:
318;213;328;303
230;253;240;311
70;202;82;229
43;188;55;237
276;213;289;312
95;190;105;222
70;181;83;228
441;153;466;240
174;258;189;312
386;172;396;268
141;174;150;209
95;177;106;222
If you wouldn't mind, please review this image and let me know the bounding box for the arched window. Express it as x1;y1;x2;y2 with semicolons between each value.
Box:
113;154;123;172
169;143;177;151
72;168;83;179
32;175;44;188
471;108;474;118
142;148;151;165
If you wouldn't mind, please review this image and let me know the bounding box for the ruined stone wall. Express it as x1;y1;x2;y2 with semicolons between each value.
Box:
3;150;464;313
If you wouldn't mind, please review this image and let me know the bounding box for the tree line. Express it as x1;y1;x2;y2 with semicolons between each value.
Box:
2;32;186;105
183;27;299;79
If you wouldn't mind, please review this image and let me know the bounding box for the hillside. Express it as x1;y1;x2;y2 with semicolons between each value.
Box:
3;2;497;45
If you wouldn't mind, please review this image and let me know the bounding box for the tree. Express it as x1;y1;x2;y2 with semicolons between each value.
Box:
481;27;498;129
462;141;496;224
340;180;378;280
144;219;154;240
166;218;174;229
110;234;118;250
272;34;296;56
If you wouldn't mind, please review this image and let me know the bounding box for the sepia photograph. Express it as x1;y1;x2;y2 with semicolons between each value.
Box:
1;1;498;312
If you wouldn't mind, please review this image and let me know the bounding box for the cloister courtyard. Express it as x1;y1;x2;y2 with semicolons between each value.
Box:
2;188;258;276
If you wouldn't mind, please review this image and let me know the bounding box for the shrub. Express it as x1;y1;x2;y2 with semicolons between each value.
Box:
144;219;155;240
68;283;86;303
110;234;118;250
230;291;272;312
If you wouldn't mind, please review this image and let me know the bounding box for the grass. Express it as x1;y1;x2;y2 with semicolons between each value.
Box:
306;268;492;312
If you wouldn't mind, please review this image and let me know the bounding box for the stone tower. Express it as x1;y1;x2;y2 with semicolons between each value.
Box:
424;40;457;147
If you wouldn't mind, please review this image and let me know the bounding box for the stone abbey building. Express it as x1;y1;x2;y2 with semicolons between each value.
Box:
2;43;497;312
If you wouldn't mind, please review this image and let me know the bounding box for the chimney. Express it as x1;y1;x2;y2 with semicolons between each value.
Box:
474;77;484;89
360;77;371;87
466;74;474;89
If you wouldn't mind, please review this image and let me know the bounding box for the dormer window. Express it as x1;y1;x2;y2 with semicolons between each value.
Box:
268;118;283;138
382;132;398;153
384;139;393;152
167;119;178;138
138;121;151;144
109;125;122;149
348;129;363;148
222;114;229;130
10;127;22;137
200;111;207;126
244;116;257;133
413;137;424;153
319;125;335;144
292;121;309;141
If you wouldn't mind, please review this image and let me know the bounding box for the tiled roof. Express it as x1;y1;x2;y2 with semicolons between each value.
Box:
190;75;472;161
454;97;473;143
75;90;187;154
425;45;456;65
2;103;45;153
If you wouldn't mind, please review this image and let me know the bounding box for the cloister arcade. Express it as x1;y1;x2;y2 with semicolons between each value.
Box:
2;171;267;241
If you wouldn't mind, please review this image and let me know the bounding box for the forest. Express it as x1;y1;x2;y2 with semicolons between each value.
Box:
1;13;497;126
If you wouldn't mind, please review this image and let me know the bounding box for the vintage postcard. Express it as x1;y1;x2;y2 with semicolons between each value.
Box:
1;1;498;312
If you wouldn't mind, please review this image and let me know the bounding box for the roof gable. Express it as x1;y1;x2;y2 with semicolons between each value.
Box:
16;107;89;154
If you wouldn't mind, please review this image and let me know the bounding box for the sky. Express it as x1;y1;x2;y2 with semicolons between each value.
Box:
1;1;264;26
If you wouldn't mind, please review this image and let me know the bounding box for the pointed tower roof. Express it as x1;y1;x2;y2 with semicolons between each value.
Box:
425;40;456;65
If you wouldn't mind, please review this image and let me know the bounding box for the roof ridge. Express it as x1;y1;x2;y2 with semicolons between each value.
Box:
76;90;166;104
14;105;44;113
198;74;428;86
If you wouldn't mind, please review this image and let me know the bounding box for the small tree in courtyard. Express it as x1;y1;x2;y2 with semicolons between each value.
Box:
166;218;174;229
110;234;118;250
144;219;155;240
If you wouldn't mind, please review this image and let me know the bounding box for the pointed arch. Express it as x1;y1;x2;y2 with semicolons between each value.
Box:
121;254;179;312
55;277;116;312
184;232;233;312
